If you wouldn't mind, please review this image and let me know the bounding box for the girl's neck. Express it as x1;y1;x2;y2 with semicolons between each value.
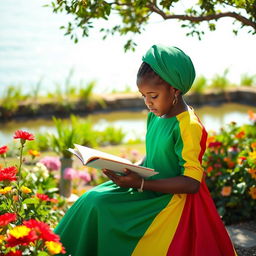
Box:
161;97;188;118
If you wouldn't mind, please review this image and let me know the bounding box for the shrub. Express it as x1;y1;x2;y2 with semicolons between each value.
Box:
0;130;67;255
203;111;256;224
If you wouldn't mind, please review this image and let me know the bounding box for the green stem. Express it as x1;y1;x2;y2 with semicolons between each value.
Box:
16;141;25;221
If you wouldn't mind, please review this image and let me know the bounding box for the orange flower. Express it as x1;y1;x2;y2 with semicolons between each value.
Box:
251;142;256;150
235;131;245;139
221;186;232;196
0;186;12;195
249;187;256;199
248;110;256;121
237;156;247;165
248;169;256;179
28;149;40;158
206;166;213;173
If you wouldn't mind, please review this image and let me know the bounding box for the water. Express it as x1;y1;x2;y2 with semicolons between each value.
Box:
1;0;256;96
0;103;255;146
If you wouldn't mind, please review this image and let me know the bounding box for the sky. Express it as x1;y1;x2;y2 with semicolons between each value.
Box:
0;0;255;94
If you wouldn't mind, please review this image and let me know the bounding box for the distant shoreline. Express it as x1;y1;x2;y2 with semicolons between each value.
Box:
0;87;255;122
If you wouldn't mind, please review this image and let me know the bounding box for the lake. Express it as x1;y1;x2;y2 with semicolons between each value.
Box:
0;103;255;146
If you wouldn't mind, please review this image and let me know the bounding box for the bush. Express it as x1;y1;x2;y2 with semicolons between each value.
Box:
0;130;67;255
203;111;256;224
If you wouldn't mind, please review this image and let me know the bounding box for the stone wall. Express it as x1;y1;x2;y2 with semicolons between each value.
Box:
0;87;255;121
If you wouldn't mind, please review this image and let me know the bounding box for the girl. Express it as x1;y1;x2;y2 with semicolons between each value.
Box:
55;44;237;256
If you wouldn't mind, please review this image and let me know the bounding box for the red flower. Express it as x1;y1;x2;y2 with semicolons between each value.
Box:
208;141;222;148
0;213;17;226
6;226;38;247
0;166;17;181
5;251;23;256
13;130;34;141
36;193;50;201
24;219;60;242
0;145;8;155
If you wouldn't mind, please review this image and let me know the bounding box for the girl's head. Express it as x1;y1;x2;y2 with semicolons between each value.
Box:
137;45;195;117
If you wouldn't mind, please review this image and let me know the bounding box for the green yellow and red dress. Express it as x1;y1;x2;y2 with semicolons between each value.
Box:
55;109;236;256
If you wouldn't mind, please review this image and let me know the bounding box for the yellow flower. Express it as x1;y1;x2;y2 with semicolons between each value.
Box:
0;235;5;244
45;241;63;254
249;187;256;200
28;149;40;157
0;186;12;195
248;169;256;179
21;186;32;194
9;226;31;239
249;151;256;163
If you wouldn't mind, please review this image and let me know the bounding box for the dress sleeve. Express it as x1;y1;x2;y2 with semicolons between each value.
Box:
173;116;207;183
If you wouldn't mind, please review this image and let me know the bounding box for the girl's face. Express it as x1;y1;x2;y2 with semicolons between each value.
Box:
137;77;177;117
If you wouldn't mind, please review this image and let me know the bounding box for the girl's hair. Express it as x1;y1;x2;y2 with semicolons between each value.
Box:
137;62;167;85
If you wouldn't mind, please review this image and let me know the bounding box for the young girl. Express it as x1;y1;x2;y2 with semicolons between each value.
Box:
55;44;237;256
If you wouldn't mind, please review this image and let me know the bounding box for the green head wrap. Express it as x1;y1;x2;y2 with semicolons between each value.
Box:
142;44;196;94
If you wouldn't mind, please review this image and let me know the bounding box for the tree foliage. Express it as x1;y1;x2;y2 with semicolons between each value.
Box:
50;0;256;50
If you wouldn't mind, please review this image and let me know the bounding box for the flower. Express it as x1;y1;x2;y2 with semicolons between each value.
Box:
251;142;256;150
63;168;77;180
206;166;213;173
28;149;40;158
221;186;232;196
235;131;245;139
36;193;50;201
248;110;256;122
249;151;256;163
24;219;60;242
0;213;17;226
249;187;256;199
21;186;32;194
5;251;23;256
208;141;222;148
248;169;256;179
45;241;66;255
13;130;34;142
78;171;91;183
40;156;61;171
0;145;8;155
32;162;49;178
237;156;247;165
6;225;37;247
0;166;17;181
0;234;5;244
0;186;12;195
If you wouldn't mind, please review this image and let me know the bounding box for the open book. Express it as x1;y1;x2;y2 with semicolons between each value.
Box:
68;144;158;178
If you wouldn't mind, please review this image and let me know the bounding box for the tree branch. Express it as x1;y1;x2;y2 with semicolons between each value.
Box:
147;3;256;31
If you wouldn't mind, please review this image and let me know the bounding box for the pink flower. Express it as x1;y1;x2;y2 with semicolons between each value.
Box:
64;168;77;180
40;156;61;171
78;171;91;183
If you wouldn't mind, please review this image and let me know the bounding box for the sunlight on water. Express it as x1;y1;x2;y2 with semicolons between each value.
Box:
0;103;255;145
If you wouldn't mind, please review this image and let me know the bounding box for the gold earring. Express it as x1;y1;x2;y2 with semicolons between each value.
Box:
172;95;178;106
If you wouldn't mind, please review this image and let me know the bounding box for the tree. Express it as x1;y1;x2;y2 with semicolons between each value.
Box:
50;0;256;51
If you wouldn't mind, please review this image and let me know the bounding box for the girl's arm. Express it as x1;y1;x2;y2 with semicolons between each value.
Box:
103;169;200;194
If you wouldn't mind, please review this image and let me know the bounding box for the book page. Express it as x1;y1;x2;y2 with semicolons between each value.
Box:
74;144;132;165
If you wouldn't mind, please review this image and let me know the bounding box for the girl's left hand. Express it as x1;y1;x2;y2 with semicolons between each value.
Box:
103;168;142;189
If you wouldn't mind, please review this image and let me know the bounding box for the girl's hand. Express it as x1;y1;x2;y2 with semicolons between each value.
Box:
103;168;142;189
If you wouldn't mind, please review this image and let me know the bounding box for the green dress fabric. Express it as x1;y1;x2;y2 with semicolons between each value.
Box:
54;110;236;256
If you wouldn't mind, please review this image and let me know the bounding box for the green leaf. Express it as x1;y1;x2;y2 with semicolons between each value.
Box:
23;198;40;205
